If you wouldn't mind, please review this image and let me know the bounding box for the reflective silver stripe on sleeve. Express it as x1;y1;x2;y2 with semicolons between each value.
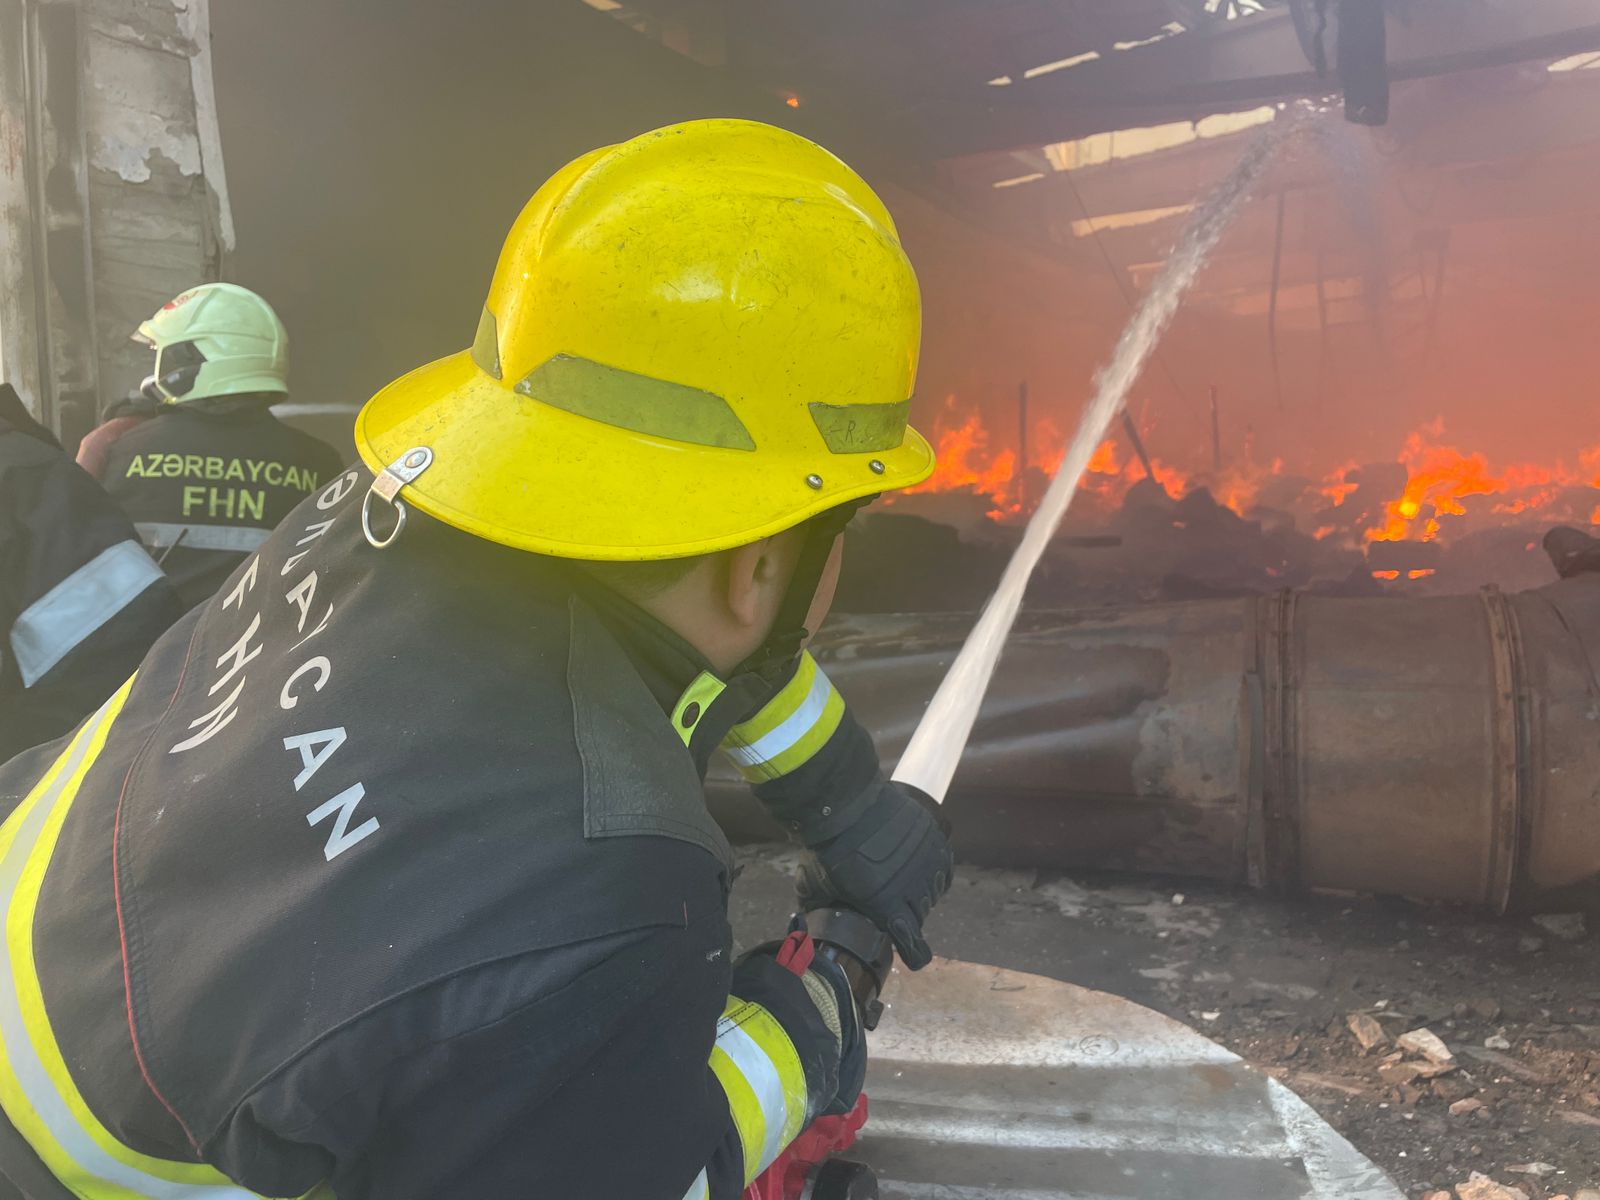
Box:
679;1168;709;1200
135;523;271;554
716;1019;792;1175
9;540;165;687
722;668;832;770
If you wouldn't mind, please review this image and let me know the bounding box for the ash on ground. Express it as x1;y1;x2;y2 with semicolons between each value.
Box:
731;849;1600;1199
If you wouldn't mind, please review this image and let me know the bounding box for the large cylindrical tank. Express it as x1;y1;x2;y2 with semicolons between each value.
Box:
707;575;1600;911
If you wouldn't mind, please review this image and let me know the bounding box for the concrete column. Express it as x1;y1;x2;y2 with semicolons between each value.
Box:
0;0;231;437
81;0;232;426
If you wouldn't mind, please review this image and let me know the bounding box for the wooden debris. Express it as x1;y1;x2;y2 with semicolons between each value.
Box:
1346;1011;1389;1051
1455;1173;1530;1200
1505;1163;1558;1178
1461;1046;1550;1084
1378;1060;1424;1086
1397;1026;1455;1065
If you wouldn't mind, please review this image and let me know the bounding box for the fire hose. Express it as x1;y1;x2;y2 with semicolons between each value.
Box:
743;909;894;1200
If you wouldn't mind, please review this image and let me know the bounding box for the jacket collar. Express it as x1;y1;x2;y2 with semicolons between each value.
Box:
571;576;785;776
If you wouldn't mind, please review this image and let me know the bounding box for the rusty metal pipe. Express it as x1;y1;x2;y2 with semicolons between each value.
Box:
707;576;1600;911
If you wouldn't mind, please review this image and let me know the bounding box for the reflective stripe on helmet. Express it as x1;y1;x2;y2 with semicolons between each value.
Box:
9;541;165;686
807;399;912;454
708;997;808;1185
721;653;845;783
514;354;756;451
0;681;263;1197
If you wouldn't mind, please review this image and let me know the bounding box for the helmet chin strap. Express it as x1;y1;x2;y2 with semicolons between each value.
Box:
731;496;873;686
670;496;873;770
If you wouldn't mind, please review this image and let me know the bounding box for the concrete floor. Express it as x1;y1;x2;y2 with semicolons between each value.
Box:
728;846;1600;1199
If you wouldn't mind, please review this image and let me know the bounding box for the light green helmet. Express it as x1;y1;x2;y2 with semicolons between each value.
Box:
133;282;289;404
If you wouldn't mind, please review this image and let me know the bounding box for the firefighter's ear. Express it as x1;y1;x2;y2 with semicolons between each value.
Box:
722;534;792;631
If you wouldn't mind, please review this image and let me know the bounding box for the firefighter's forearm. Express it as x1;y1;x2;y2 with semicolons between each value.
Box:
685;950;855;1198
721;653;955;970
722;651;881;842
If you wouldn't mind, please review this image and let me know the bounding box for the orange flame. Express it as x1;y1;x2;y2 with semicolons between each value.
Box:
905;399;1288;523
905;404;1017;504
906;400;1200;520
901;403;1600;540
1213;455;1282;516
1076;438;1193;510
1363;424;1598;544
1320;460;1361;508
1583;447;1600;488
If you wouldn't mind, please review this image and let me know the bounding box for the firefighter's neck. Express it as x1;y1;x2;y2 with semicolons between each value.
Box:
637;532;843;676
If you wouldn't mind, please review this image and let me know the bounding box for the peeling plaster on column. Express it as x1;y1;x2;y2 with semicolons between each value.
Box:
90;127;201;182
0;1;48;419
86;29;203;183
80;0;226;405
93;19;194;57
174;0;232;250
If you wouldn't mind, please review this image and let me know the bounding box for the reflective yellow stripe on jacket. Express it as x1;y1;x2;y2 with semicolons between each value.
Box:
721;653;844;783
707;996;808;1188
0;680;260;1198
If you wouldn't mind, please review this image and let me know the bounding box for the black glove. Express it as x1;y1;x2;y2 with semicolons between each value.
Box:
796;781;954;970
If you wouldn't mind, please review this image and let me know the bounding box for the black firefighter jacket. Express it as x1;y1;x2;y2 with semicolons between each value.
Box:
77;398;345;609
0;465;876;1200
0;393;182;763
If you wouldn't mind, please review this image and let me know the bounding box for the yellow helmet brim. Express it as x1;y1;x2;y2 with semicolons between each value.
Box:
355;350;934;561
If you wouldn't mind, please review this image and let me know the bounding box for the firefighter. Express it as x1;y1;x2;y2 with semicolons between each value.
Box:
0;384;182;763
0;120;952;1199
76;283;345;608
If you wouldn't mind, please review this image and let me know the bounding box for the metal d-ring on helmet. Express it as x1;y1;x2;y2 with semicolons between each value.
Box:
353;118;934;673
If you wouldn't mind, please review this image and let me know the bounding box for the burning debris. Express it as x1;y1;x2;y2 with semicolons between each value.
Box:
879;401;1600;604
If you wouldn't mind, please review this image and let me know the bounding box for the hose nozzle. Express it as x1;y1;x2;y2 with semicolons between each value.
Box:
803;908;894;1030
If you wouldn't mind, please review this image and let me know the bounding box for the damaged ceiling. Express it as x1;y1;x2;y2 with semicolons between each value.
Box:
593;0;1600;156
589;1;1600;360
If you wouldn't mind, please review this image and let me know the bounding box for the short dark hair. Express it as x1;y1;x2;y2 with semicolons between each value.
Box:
574;553;714;602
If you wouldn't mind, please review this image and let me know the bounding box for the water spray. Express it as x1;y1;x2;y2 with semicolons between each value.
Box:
893;109;1315;803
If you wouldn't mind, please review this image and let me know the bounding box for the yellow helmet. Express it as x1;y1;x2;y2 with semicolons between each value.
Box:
354;118;932;560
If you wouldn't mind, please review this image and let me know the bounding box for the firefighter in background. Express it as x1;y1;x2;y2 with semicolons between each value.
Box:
0;120;952;1199
76;283;345;607
0;384;181;763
